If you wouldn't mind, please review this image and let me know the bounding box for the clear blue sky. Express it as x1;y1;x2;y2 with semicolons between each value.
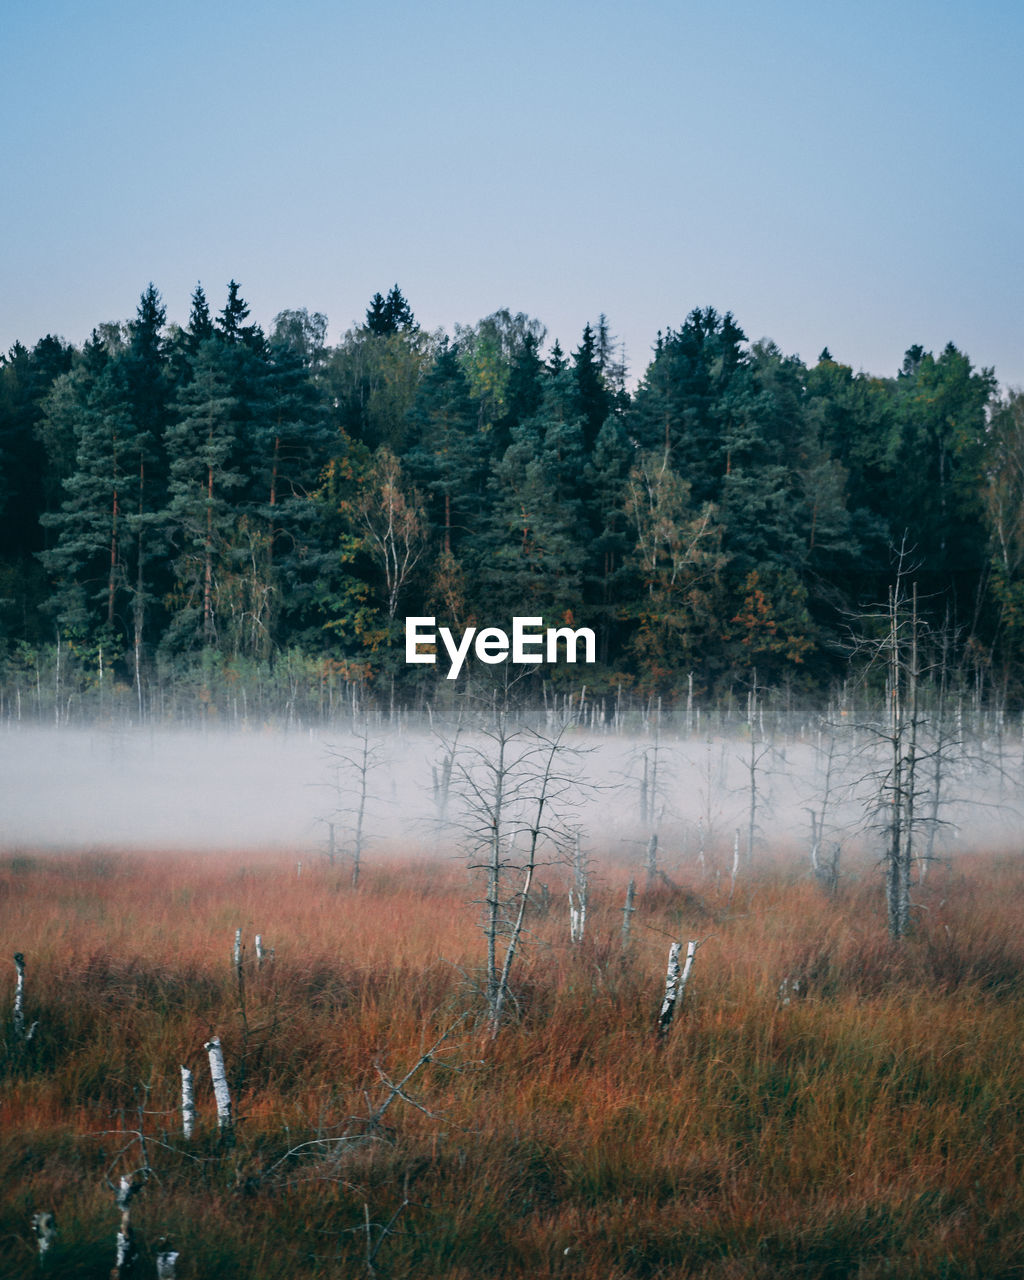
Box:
3;0;1022;387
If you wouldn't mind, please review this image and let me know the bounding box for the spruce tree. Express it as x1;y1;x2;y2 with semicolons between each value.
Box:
38;357;135;649
163;337;247;653
405;339;482;558
572;322;611;451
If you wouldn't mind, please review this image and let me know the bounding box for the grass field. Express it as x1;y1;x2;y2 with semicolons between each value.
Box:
1;845;1023;1278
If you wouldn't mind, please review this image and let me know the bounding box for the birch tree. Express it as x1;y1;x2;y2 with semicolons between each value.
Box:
356;446;427;622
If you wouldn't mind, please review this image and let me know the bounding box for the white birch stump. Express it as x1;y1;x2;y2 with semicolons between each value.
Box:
657;940;697;1036
155;1237;179;1278
569;888;586;944
180;1065;195;1141
204;1036;233;1138
112;1177;138;1279
678;939;697;1000
657;942;681;1035
232;928;242;970
13;952;26;1040
31;1210;57;1261
254;934;264;968
12;952;36;1042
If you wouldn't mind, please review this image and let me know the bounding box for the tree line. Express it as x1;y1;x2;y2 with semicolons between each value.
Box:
2;279;1022;717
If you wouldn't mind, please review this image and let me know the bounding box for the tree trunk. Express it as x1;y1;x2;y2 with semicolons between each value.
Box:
204;1037;233;1139
180;1066;195;1140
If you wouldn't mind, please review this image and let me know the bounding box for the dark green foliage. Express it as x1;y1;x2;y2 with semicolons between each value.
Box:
630;307;747;504
162;336;250;654
1;279;1015;704
479;421;586;620
572;321;612;450
405;338;483;558
365;283;417;335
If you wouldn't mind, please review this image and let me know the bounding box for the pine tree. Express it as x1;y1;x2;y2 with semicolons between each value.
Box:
479;422;586;621
38;357;135;648
163;338;248;653
573;322;611;451
122;285;171;688
0;336;74;639
630;307;746;503
405;339;482;557
365;285;417;335
246;328;335;642
584;416;633;662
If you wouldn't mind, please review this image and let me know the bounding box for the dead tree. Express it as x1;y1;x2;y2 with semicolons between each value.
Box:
180;1066;195;1141
111;1177;141;1279
321;726;386;887
657;940;698;1036
431;711;465;836
805;716;844;893
853;548;928;940
742;673;773;867
690;737;726;879
621;878;637;948
456;712;582;1036
12;952;38;1044
155;1238;179;1279
204;1036;233;1141
569;830;589;944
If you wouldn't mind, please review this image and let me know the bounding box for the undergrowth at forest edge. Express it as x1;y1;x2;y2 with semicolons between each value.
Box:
1;847;1023;1278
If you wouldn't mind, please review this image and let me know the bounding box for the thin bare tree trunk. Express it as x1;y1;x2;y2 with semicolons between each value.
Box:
621;878;636;947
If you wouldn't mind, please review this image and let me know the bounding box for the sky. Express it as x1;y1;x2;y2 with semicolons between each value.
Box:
3;0;1022;388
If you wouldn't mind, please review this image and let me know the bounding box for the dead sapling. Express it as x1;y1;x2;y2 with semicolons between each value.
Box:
568;829;590;945
357;1016;470;1139
689;736;727;882
849;546;932;940
626;716;672;893
320;725;387;887
455;712;584;1037
621;878;637;948
430;711;465;842
804;714;848;895
741;672;774;869
254;1018;471;1192
362;1172;412;1278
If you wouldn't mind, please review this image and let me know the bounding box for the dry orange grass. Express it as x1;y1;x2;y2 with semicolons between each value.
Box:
1;845;1023;1277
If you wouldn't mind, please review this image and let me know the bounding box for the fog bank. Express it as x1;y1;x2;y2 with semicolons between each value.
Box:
1;723;1020;872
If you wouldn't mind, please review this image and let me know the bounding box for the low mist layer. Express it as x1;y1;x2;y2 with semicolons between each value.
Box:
2;720;1020;876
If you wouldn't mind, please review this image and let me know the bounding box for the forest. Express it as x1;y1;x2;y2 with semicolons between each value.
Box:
2;279;1023;723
